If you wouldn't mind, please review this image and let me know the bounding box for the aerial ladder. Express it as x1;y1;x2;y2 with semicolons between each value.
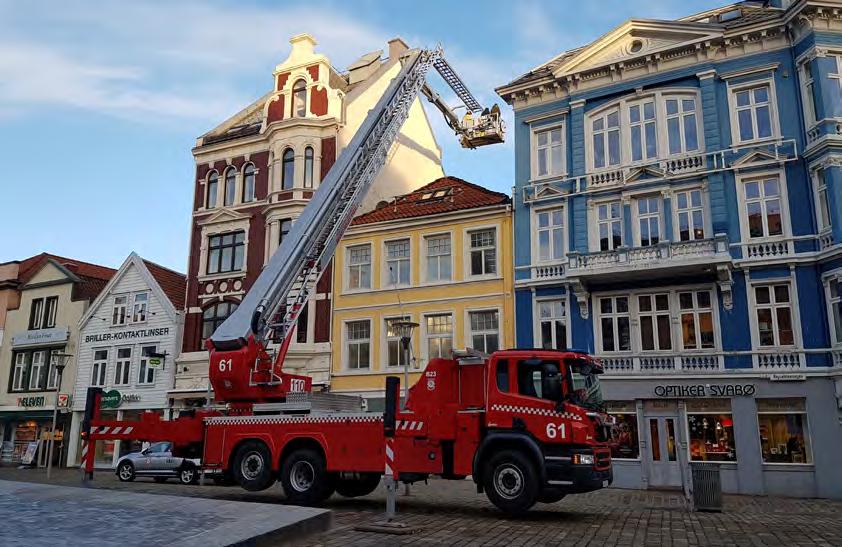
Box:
204;46;505;407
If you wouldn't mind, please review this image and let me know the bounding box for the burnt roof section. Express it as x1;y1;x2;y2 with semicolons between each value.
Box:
352;176;510;226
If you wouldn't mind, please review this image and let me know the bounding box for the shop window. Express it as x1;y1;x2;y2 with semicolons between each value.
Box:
425;313;453;359
206;231;245;274
346;320;371;369
688;413;736;462
757;399;811;464
385;316;411;368
202;302;238;341
132;292;148;323
538;300;567;351
609;412;640;459
112;295;128;326
114;348;131;386
469;229;497;276
138;346;156;385
242;163;255;203
598;296;631;352
469;310;500;354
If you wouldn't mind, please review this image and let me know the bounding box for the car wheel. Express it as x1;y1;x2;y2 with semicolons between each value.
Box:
232;440;274;492
179;466;198;485
483;449;539;516
153;477;168;484
117;461;136;482
335;473;381;498
280;448;334;506
537;488;566;504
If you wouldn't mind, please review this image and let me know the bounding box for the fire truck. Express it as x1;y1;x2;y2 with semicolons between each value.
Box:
81;46;614;515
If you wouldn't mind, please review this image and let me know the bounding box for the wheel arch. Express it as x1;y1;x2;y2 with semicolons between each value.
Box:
472;431;545;486
278;435;328;469
227;435;275;474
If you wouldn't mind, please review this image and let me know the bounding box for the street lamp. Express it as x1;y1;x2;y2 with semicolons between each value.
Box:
389;320;418;410
46;352;72;480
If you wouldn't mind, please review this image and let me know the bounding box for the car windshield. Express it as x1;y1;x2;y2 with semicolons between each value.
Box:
567;359;604;410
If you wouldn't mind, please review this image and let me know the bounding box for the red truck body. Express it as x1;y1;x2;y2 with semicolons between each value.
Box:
84;348;613;514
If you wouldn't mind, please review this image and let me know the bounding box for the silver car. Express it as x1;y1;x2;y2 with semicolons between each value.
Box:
116;441;200;485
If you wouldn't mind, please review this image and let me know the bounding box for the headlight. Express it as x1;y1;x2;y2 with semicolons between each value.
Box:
573;453;595;465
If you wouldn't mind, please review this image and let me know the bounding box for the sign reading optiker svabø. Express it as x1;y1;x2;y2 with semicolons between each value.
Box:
654;384;756;398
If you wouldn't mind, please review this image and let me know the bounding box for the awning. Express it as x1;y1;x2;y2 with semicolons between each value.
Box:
0;410;56;421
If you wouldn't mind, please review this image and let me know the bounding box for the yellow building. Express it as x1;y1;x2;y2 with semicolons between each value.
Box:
330;177;513;409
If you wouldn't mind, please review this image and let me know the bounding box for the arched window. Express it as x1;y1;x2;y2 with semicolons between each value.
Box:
304;146;314;188
202;301;239;340
292;79;307;117
206;171;219;208
223;167;237;206
282;148;295;190
242;163;255;202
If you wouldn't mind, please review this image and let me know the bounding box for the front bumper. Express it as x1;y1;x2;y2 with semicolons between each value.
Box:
544;448;612;493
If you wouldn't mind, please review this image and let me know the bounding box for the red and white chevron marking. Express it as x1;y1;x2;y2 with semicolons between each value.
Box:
89;425;135;437
395;419;424;431
384;437;395;476
490;404;583;421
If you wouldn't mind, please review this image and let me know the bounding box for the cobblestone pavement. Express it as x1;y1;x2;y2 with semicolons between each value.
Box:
2;467;841;546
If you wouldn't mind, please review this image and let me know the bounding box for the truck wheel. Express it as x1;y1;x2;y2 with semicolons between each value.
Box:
538;489;566;504
280;448;334;506
117;461;135;482
232;440;274;492
335;473;381;498
483;450;539;515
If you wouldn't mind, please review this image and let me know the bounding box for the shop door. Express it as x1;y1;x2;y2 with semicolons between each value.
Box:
645;416;682;488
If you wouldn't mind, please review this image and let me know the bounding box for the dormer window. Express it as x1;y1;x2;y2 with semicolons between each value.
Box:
293;79;307;117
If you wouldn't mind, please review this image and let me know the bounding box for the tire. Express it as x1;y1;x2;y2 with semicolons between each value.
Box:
153;477;168;484
483;449;539;516
280;448;335;506
179;465;198;485
335;473;381;498
117;461;136;482
232;441;274;492
538;489;567;504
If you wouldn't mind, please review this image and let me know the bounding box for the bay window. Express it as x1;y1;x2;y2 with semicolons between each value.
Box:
347;244;372;290
638;293;671;351
536;208;564;261
636;197;661;247
538;300;567;351
534;125;564;178
596;202;622;251
743;176;784;239
598;296;631;352
346;320;371;370
675;189;705;241
754;283;795;347
304;147;314;188
281;148;294;190
731;83;775;143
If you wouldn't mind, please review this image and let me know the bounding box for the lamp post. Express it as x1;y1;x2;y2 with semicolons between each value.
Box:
46;352;72;480
389;320;418;410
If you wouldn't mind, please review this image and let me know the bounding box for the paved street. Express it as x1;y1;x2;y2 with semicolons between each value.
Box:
1;467;840;546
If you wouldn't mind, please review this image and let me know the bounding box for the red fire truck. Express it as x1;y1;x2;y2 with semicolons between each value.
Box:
80;47;614;515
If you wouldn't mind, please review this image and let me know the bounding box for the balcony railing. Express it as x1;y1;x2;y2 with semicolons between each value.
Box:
598;349;810;374
805;118;842;148
566;235;730;276
523;139;798;203
531;263;566;280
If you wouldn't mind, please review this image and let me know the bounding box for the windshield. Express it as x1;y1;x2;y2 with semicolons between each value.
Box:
569;365;604;410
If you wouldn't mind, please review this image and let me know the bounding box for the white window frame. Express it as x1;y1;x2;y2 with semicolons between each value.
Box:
748;280;800;349
589;107;622;170
423;312;454;362
384;237;411;288
46;350;60;390
627;97;658;163
531;122;566;179
632;195;662;248
812;167;831;234
344;319;372;371
636;293;673;352
799;59;818;127
673;187;708;242
676;289;717;351
91;349;108;387
28;350;45;390
534;297;570;351
112;295;128;326
533;206;566;262
466;226;498;278
44;297;58;329
466;308;501;354
595;295;632;353
114;347;132;386
823;270;842;346
727;78;780;146
30;298;44;330
132;292;149;323
736;170;791;242
12;353;27;391
591;200;624;252
138;345;157;385
383;315;412;369
585;89;704;172
345;243;372;291
423;232;452;284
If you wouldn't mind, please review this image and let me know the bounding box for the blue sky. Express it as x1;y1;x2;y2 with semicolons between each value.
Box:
0;0;723;272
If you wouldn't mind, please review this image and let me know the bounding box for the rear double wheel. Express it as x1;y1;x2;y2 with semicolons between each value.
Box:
232;440;274;492
483;449;540;516
280;448;335;506
335;473;381;498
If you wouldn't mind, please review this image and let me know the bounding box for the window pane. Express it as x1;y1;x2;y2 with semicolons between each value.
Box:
776;308;794;345
738;109;754;141
684;114;698;151
774;285;790;303
631;126;642;161
666;419;677;461
699;312;715;348
608;130;621;165
757;309;775;346
645;122;657;158
616;297;628;313
682;313;697;349
537;149;548;176
601;318;615;352
638;295;652;312
666;99;678;115
753;86;769;103
640;316;654;350
600;298;612;314
593;134;605;168
766;199;782;236
756;106;772;138
617;317;631;351
657;315;672;350
649;419;661;461
755;286;771;304
551;145;563;175
736;91;750;107
747;202;764;238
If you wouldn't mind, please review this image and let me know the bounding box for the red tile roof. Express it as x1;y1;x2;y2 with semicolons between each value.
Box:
14;253;117;302
352;176;510;225
143;259;187;310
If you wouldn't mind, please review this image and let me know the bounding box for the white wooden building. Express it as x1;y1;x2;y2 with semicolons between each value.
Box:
66;253;185;468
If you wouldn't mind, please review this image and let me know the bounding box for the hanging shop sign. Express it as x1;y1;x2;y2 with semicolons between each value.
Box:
11;327;69;348
84;327;170;344
654;383;756;398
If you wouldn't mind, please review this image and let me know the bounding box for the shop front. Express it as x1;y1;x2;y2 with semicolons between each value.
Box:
601;374;842;498
0;402;69;467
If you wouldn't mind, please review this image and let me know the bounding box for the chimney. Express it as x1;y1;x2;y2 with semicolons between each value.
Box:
388;37;409;60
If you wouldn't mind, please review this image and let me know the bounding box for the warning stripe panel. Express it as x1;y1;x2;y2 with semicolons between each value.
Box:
206;413;382;427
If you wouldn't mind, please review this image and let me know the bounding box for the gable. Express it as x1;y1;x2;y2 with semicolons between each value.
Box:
554;20;723;77
25;261;76;286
